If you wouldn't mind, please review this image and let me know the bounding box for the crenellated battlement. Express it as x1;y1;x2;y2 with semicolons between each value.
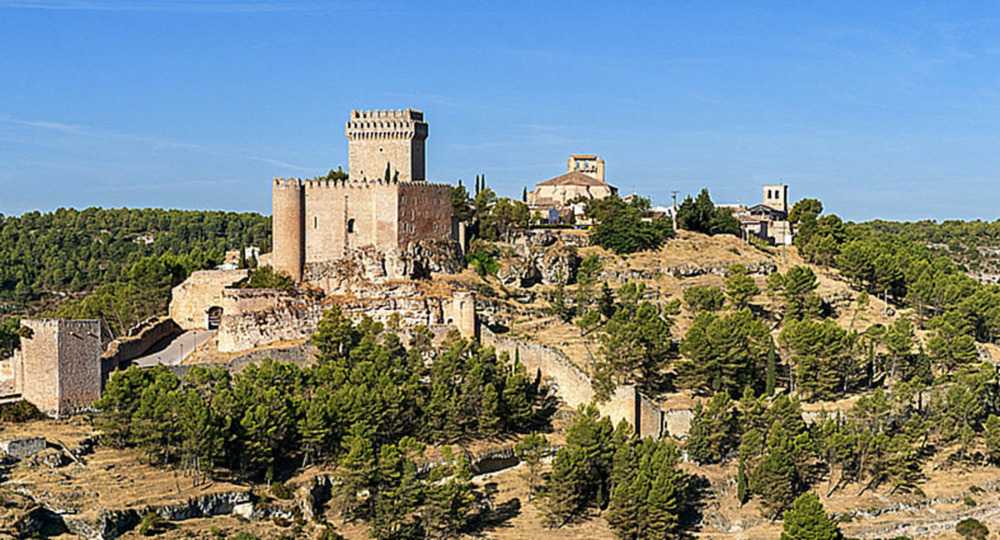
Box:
273;177;304;189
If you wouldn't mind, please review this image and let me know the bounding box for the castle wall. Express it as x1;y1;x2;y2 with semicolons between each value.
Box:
101;318;181;378
302;180;402;262
397;182;452;245
480;327;662;435
20;319;101;417
168;269;249;330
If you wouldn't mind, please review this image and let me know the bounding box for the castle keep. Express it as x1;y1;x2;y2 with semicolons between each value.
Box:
273;109;452;282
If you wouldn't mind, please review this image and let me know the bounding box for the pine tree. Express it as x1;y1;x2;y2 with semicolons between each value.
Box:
726;263;761;310
383;162;392;182
752;437;800;519
522;186;527;202
766;340;777;397
686;392;738;464
780;492;843;540
515;432;548;500
334;422;377;520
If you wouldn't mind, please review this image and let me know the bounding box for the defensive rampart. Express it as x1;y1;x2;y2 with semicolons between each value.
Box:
480;327;665;437
101;317;182;379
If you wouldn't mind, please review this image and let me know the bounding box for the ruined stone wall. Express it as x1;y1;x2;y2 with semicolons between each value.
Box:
480;327;663;435
101;318;181;377
346;109;427;182
168;269;249;330
19;320;60;415
55;320;102;416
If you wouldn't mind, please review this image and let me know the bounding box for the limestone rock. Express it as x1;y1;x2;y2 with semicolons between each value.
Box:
497;257;540;288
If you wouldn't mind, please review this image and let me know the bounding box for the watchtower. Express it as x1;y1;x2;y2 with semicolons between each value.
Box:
346;109;428;182
18;319;102;418
763;184;788;213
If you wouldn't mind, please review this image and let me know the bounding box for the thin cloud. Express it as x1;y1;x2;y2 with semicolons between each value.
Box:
0;114;315;172
0;0;366;13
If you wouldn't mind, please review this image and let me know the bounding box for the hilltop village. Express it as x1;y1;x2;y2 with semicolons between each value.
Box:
3;109;1000;540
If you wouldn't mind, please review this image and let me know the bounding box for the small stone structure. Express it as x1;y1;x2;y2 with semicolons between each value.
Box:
272;109;453;282
16;319;102;417
0;437;46;460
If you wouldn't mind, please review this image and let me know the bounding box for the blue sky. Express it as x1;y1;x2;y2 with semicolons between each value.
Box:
2;1;1000;221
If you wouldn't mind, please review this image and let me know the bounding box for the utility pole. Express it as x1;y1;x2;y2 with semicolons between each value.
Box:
671;190;679;231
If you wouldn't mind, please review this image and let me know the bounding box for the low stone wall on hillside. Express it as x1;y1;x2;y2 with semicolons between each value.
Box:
101;317;181;378
480;326;665;438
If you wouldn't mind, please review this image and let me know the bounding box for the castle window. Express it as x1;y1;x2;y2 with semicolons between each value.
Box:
348;218;355;234
314;217;317;229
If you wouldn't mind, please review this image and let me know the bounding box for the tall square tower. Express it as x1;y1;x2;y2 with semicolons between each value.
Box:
763;184;789;213
346;109;428;182
18;319;102;417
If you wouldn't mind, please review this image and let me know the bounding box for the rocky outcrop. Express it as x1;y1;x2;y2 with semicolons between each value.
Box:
216;282;454;353
665;261;776;279
497;257;540;288
305;239;462;293
497;245;580;288
60;491;252;540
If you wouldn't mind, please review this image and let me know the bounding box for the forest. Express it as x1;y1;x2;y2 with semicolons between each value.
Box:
0;207;271;349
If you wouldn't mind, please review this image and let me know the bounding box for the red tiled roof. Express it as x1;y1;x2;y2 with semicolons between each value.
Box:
536;170;612;187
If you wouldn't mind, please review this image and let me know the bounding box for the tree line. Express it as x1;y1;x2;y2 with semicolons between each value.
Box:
95;307;538;539
0;207;270;307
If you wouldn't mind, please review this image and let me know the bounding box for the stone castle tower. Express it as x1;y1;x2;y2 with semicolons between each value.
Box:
16;319;102;417
272;109;451;282
347;109;428;182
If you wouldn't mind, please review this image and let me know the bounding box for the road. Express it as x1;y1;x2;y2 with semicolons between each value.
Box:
132;330;216;367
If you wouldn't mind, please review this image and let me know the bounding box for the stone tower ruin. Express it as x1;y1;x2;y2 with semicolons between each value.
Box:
271;109;452;282
17;319;102;418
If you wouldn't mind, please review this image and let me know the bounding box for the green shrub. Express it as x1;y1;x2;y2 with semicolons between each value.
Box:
962;495;977;507
138;513;163;536
956;518;988;540
270;481;293;500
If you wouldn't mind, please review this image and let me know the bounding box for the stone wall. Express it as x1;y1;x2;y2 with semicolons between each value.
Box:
397;182;452;246
480;326;665;437
101;317;182;379
169;269;249;330
0;437;46;459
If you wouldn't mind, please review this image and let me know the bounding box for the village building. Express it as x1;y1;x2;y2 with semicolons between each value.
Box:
526;155;618;222
728;184;794;245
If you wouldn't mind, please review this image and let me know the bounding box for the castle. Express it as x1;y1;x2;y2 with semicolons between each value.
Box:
272;109;453;282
